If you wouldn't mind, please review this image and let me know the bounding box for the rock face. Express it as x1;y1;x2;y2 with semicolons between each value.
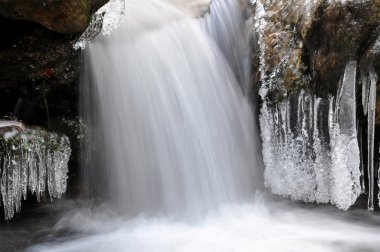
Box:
0;17;80;132
0;0;112;125
0;0;109;34
0;1;111;133
304;1;380;96
255;0;380;115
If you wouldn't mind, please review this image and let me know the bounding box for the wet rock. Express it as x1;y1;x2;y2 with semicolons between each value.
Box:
305;1;380;95
256;0;380;99
0;0;109;34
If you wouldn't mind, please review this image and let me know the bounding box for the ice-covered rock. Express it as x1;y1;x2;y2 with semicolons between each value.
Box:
255;0;379;210
259;62;361;210
74;0;126;50
0;121;71;220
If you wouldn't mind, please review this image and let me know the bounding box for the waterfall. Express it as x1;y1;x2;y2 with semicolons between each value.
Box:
82;0;262;217
201;0;250;92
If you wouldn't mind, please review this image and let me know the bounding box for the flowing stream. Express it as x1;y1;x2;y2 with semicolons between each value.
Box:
1;0;380;251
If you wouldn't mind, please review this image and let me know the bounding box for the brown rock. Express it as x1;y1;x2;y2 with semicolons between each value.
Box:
0;0;109;34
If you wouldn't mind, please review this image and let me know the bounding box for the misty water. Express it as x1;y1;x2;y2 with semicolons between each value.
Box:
2;196;380;251
2;0;380;251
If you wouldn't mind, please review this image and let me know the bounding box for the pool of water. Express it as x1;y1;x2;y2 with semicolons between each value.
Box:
2;194;380;252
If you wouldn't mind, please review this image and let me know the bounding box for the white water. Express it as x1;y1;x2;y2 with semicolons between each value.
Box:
82;0;261;217
201;0;250;92
24;197;380;252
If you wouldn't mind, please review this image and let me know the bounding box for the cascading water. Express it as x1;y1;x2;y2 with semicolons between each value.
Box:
82;0;262;217
200;0;251;92
5;1;380;251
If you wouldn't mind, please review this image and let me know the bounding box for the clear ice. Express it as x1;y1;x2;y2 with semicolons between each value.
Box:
256;0;362;210
74;0;125;50
329;61;361;210
0;123;71;220
367;68;378;210
259;63;361;210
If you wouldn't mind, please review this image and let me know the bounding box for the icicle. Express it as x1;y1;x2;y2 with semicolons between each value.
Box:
0;124;71;220
256;1;362;210
261;62;362;210
362;71;370;115
329;61;361;210
313;97;331;203
367;68;378;210
358;123;366;193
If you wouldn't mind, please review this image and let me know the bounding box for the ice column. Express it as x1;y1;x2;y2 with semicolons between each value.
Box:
328;61;361;210
259;61;362;210
367;69;378;210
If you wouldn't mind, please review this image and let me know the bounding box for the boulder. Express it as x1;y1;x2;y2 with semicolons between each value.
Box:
0;0;109;34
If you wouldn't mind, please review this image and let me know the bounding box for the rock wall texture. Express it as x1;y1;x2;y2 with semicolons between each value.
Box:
255;0;380;102
0;0;108;33
0;0;109;128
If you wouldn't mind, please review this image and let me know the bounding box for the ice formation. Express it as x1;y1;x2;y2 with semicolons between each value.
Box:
329;61;361;209
357;65;379;210
74;0;125;50
259;62;361;210
367;69;378;209
0;122;71;220
361;70;370;115
260;91;331;204
256;0;362;210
